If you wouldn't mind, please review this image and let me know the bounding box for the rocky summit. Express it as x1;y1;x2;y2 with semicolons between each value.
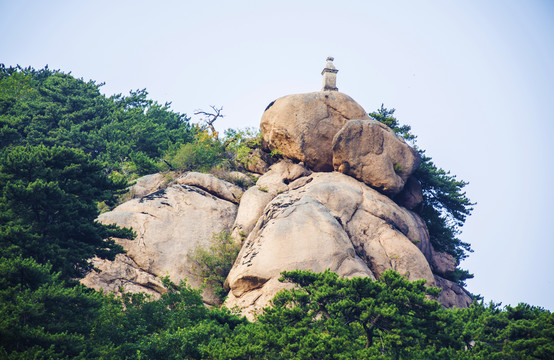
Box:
82;83;472;319
260;91;369;172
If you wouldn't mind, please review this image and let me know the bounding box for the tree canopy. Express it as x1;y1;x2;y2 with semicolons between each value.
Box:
0;65;195;176
0;144;134;279
2;262;552;359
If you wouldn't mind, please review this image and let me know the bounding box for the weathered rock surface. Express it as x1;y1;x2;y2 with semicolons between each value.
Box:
434;275;473;308
260;91;370;172
230;185;274;243
176;172;243;204
81;254;165;297
81;174;238;305
227;171;256;188
83;161;471;317
394;176;424;210
430;248;457;277
230;160;314;245
81;81;474;318
332;119;421;196
244;148;274;174
128;172;173;199
255;160;312;195
225;163;436;318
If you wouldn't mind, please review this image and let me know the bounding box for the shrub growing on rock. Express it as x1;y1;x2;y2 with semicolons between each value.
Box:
188;231;241;302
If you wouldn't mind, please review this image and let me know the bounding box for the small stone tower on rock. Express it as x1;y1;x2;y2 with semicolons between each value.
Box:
321;56;338;91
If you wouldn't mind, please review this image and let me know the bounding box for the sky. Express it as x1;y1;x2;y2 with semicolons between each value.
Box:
1;0;553;310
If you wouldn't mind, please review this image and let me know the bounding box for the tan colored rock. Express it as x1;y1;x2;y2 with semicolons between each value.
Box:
227;171;256;188
347;213;434;284
82;181;237;305
231;185;274;243
314;173;434;284
226;171;434;318
261;91;369;172
225;278;297;319
394;176;424;210
332;119;421;196
255;160;311;195
230;160;313;244
128;172;174;198
176;172;243;204
434;275;473;308
412;215;433;262
431;249;457;276
244;148;273;174
226;188;373;318
228;190;373;296
80;254;165;297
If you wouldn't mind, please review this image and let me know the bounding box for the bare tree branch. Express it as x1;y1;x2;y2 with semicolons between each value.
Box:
194;105;224;138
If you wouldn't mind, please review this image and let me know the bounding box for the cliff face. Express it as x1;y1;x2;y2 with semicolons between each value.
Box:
82;91;472;318
81;173;240;305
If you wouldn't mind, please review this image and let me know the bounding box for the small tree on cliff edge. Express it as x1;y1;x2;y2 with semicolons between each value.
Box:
370;106;474;281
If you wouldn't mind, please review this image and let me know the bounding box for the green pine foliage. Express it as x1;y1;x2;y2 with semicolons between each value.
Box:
1;66;551;359
0;65;195;176
164;129;227;172
92;277;209;359
415;156;473;261
0;256;106;359
0;144;133;279
1;262;552;359
370;105;474;284
203;270;553;359
222;127;263;168
248;270;448;359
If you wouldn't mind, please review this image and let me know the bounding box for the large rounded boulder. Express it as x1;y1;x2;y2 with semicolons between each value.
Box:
332;119;421;196
260;91;370;171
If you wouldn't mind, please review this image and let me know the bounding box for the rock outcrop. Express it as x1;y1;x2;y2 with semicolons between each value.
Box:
230;185;274;242
394;176;424;210
83;82;473;319
81;254;165;297
244;148;274;174
430;249;457;277
332;119;421;196
176;172;244;204
225;161;435;318
434;275;473;308
82;173;238;305
260;91;370;172
127;172;174;199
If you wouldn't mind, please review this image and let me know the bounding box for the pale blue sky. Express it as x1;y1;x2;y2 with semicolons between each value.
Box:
1;0;553;310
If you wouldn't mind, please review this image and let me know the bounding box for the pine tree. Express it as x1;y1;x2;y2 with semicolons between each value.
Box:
0;145;132;278
0;256;106;358
370;105;474;284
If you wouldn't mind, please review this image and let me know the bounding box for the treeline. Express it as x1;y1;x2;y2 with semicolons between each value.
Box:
1;64;204;176
1;257;552;359
0;66;552;359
